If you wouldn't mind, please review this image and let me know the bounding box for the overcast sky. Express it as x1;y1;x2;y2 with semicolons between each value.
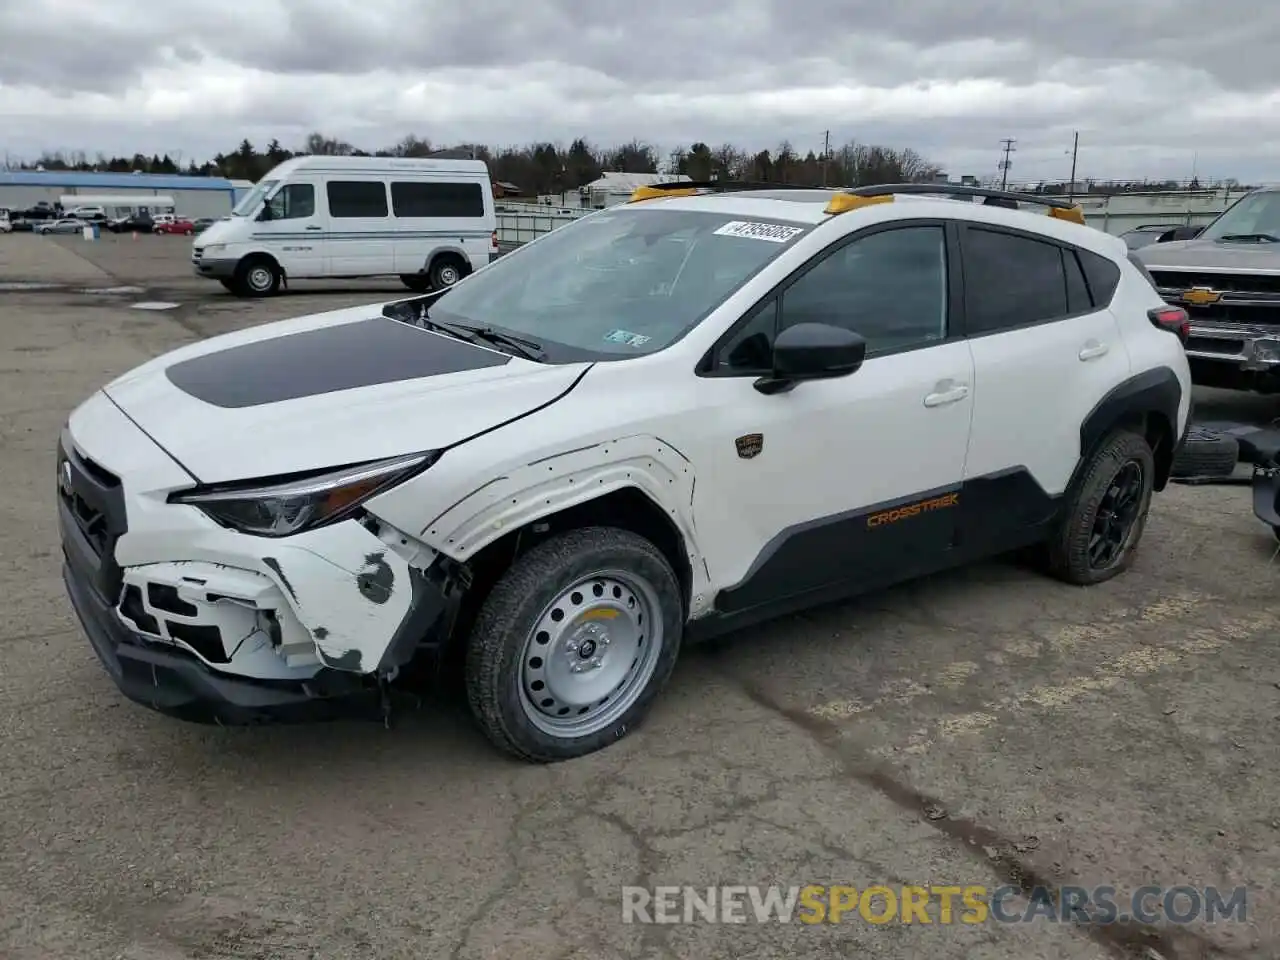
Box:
1;0;1277;184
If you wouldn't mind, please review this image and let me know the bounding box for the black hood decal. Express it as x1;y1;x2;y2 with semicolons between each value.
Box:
165;316;510;408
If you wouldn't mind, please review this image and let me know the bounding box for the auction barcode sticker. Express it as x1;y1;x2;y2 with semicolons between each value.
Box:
712;221;806;243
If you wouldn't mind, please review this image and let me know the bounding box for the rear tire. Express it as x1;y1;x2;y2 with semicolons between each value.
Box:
465;527;683;762
1042;430;1155;586
233;256;280;298
400;274;431;292
429;257;465;291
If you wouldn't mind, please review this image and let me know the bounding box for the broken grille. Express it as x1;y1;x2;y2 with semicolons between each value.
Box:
57;439;126;600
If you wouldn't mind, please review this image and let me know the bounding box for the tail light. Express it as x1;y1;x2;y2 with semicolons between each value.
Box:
490;230;499;252
1149;305;1190;343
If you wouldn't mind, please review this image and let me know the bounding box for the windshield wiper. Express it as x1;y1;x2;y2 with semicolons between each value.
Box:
415;311;546;361
1220;233;1280;243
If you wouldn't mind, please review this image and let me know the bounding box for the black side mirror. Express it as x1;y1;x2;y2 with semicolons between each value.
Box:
754;322;867;395
257;204;273;222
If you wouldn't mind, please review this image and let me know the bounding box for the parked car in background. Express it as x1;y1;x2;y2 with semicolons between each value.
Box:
18;201;59;221
154;217;196;236
1120;223;1207;250
37;218;89;235
106;212;154;234
1120;224;1177;250
0;212;12;234
65;205;109;222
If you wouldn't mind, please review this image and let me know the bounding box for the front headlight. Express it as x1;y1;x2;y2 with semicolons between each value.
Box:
201;243;225;254
168;451;438;537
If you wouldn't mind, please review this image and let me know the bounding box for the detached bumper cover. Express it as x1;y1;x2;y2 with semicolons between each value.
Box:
62;558;350;723
57;424;454;725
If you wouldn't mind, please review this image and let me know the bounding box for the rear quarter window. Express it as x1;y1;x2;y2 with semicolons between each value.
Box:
1125;251;1159;290
1077;248;1121;306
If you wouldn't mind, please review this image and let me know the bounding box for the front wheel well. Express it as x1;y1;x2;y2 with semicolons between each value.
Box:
239;251;284;278
444;488;693;655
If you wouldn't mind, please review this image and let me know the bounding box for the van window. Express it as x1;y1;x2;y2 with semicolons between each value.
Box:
391;181;485;218
266;183;315;220
326;181;389;218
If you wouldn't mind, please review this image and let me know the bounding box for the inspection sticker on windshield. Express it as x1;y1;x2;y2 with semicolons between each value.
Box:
713;220;805;243
605;329;651;347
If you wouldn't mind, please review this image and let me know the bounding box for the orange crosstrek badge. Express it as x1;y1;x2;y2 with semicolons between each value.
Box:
866;492;959;528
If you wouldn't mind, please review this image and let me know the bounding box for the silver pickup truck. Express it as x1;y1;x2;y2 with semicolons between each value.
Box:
1135;186;1280;393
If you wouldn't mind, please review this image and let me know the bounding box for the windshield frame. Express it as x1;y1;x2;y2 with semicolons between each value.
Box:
416;205;813;364
1197;190;1280;242
231;179;278;217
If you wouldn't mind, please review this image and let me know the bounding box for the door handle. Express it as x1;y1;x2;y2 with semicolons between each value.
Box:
1079;341;1109;361
923;383;969;407
305;225;323;231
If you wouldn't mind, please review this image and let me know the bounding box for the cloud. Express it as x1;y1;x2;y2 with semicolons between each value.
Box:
1;0;1277;182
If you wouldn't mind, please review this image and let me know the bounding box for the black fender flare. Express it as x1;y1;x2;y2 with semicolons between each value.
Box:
1077;366;1183;491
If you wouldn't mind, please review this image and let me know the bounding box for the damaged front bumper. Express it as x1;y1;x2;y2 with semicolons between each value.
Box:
57;393;458;724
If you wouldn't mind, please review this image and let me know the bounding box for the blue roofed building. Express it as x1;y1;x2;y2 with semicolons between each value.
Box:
0;170;255;219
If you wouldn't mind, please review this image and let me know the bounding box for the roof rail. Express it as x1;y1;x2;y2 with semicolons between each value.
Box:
828;183;1086;224
628;180;822;202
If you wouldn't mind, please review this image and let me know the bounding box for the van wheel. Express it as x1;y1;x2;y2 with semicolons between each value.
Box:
465;527;683;762
429;256;465;290
400;274;431;292
234;256;280;298
1041;430;1156;585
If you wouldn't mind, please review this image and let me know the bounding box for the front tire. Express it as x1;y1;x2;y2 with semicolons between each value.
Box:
1043;430;1155;585
234;256;280;298
400;273;430;292
465;527;684;762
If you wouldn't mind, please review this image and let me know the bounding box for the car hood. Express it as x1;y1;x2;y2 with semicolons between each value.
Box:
102;302;589;483
1135;238;1280;273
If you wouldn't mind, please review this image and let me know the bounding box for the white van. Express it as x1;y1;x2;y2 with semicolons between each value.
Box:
192;156;499;297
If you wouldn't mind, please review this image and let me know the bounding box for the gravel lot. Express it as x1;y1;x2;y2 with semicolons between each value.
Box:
2;233;1279;960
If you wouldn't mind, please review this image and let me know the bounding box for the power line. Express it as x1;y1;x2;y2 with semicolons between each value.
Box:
998;138;1016;190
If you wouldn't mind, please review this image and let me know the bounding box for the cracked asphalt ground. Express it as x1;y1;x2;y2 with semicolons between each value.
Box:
2;233;1280;960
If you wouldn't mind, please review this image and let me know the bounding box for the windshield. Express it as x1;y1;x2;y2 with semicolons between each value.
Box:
232;180;278;217
1199;191;1280;241
427;207;810;360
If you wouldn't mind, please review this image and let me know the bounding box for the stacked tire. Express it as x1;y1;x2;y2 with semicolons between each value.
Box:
1170;427;1239;480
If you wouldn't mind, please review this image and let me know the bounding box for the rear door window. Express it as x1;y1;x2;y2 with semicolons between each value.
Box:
962;227;1070;335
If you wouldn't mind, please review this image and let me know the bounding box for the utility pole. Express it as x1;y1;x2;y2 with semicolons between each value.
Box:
821;130;831;187
1067;131;1078;203
998;138;1016;190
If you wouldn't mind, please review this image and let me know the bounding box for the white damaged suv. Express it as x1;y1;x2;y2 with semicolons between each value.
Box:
58;182;1192;761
